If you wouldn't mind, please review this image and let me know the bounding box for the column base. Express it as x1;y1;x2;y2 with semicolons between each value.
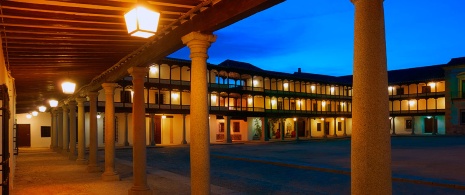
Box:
76;158;88;165
61;150;69;156
343;134;347;137
68;154;77;160
87;165;101;173
102;171;120;181
129;186;153;195
333;134;337;137
124;142;130;146
224;139;232;144
181;140;187;144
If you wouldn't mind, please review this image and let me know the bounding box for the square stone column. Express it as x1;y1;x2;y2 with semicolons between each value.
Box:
87;92;100;172
101;83;120;181
351;0;392;194
68;101;77;160
76;97;88;165
182;32;216;195
51;109;58;149
128;67;152;195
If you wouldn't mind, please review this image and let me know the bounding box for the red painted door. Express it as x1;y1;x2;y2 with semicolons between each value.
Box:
17;124;31;147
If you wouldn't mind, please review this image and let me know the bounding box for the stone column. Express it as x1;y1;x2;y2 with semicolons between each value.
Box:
343;119;347;137
128;67;151;194
68;101;77;160
57;107;63;151
87;92;100;172
308;118;312;138
263;117;269;141
76;97;87;165
124;112;130;146
280;118;285;140
149;113;155;146
351;0;392;194
411;116;415;135
182;32;216;195
224;116;232;143
51;109;57;149
101;83;120;181
333;117;337;137
323;119;327;138
62;104;69;154
295;119;299;141
181;114;187;144
392;117;396;135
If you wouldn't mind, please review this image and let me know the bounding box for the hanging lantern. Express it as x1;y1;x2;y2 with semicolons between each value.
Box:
49;100;58;108
38;106;47;112
124;5;160;38
62;81;76;94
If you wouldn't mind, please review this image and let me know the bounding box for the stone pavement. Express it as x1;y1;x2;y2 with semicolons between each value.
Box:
10;136;465;194
10;148;236;195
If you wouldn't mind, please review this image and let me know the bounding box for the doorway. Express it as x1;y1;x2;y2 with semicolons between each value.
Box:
324;122;330;135
154;116;162;144
424;118;437;133
297;120;305;137
17;124;31;147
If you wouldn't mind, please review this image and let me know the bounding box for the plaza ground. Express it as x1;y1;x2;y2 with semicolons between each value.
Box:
11;136;465;194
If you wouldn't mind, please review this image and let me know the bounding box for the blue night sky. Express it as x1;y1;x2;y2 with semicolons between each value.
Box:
169;0;465;76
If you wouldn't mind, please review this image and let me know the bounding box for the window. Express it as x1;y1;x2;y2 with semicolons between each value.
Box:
219;123;225;133
277;101;283;110
155;93;165;104
317;123;321;131
422;86;431;93
461;110;465;125
41;126;51;137
233;122;240;132
338;122;342;131
121;91;132;103
405;119;412;129
397;88;404;95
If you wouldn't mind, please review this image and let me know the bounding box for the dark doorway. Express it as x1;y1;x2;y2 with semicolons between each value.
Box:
424;118;437;133
324;122;330;135
297;120;305;137
154;115;162;144
17;124;31;147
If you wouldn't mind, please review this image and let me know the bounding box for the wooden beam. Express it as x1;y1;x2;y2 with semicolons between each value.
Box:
76;0;284;96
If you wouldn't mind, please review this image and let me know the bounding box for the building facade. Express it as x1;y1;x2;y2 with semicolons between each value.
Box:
16;57;465;147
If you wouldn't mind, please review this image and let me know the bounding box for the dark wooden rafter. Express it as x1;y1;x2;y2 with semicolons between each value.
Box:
0;0;284;113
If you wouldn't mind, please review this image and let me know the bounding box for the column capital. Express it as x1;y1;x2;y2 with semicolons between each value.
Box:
87;91;99;98
351;0;384;4
101;83;118;94
182;32;216;59
62;104;69;112
76;97;86;104
68;100;77;107
128;67;148;78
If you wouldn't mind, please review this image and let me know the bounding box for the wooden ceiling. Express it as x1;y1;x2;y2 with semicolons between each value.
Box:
0;0;284;114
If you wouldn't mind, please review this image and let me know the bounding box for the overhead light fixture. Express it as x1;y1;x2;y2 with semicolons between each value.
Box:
32;111;38;116
62;81;76;94
293;118;297;121
38;106;46;112
49;100;58;108
149;65;158;74
26;114;32;119
124;5;160;38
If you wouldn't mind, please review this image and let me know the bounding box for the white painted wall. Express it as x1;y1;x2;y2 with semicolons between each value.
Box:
17;112;51;148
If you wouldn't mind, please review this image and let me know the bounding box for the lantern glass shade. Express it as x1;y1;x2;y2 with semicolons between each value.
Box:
62;81;76;94
49;100;58;107
125;6;160;38
38;106;46;112
32;111;38;116
26;114;32;119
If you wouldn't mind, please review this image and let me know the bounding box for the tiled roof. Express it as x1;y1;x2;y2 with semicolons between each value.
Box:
447;57;465;66
387;64;447;84
218;59;264;72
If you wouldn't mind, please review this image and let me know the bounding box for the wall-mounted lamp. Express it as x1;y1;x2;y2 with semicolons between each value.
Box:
409;100;415;106
97;113;101;119
149;65;158;74
341;118;345;121
293;118;297;121
26;114;32;119
124;5;160;38
32;111;38;117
